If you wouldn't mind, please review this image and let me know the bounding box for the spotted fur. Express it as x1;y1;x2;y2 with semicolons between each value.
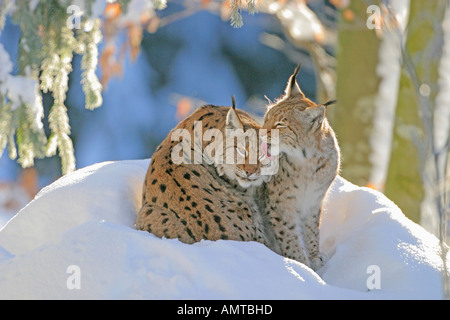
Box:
136;104;275;246
259;65;341;270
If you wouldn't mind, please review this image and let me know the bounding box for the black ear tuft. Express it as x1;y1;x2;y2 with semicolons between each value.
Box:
285;63;305;98
289;64;302;91
231;95;236;110
292;63;302;79
323;99;337;107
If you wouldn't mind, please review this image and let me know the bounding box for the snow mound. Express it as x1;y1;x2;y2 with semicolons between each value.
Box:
0;160;448;299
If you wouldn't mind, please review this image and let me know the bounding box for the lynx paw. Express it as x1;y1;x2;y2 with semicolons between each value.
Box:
310;253;328;271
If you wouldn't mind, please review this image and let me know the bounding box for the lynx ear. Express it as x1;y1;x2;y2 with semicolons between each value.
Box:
284;64;305;99
306;105;326;131
226;96;243;129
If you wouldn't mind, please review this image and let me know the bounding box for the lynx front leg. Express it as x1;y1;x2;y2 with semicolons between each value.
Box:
300;208;325;271
268;213;310;266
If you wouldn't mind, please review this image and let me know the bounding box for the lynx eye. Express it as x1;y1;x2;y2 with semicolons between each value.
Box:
274;121;287;129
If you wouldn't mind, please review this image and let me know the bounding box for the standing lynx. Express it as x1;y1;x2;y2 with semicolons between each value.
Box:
259;65;340;270
136;99;277;247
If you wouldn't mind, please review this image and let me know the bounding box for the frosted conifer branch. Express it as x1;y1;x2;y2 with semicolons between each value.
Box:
79;19;103;110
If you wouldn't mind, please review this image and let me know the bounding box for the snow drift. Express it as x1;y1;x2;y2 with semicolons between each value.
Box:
0;159;448;299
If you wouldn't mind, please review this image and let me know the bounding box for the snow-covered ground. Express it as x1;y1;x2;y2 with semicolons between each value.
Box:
0;159;448;299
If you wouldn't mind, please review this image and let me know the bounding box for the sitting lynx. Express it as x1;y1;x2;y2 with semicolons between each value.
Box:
136;99;277;247
259;65;340;270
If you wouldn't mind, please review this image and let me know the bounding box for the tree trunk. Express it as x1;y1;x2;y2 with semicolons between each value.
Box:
385;0;447;223
332;1;381;187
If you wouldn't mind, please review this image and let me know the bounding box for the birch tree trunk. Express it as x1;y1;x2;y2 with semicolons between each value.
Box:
385;0;447;223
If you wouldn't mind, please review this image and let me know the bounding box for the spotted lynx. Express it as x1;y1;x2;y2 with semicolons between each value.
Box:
136;99;276;246
259;65;340;270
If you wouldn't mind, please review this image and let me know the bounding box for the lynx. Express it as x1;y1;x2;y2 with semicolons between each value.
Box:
258;65;340;270
136;98;277;247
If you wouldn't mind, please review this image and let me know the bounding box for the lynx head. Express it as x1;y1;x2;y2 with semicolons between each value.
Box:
215;97;274;188
261;64;337;162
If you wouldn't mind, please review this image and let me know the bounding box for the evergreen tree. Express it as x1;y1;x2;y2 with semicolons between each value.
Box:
0;0;261;175
0;0;151;175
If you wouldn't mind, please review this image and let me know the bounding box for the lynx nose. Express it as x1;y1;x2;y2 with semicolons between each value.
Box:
244;163;258;176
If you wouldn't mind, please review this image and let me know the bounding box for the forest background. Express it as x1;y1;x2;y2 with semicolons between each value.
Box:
0;0;448;245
